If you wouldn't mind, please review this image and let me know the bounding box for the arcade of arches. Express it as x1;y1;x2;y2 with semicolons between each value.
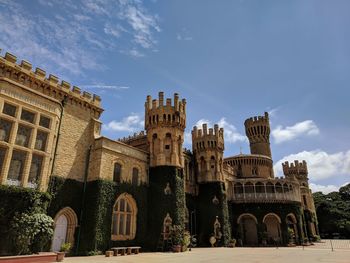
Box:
236;212;300;246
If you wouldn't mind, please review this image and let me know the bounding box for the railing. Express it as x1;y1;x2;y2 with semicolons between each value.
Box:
227;179;302;203
232;192;300;203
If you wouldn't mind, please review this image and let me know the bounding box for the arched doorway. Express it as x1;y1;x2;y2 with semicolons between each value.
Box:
237;214;258;246
263;213;281;245
286;213;299;242
52;207;78;252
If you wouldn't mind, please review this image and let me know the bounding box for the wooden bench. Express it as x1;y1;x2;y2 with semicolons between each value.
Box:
127;246;141;255
105;250;113;257
111;247;127;256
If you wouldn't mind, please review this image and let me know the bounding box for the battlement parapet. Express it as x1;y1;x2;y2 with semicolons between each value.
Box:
244;112;269;127
0;52;103;114
282;160;308;176
118;131;146;143
192;123;224;151
145;91;186;130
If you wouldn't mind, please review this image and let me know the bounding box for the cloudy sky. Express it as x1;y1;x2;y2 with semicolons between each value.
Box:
1;0;349;193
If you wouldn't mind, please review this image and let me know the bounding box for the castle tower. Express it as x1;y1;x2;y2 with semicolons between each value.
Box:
145;92;186;250
192;123;231;247
244;112;272;157
282;160;318;238
192;124;225;183
145;92;186;167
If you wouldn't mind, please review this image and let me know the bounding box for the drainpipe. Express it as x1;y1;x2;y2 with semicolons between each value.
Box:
49;96;68;187
76;145;92;254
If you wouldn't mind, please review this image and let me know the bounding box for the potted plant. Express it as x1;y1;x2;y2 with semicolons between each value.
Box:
228;238;236;247
261;231;268;246
181;231;191;252
287;228;296;246
56;243;71;262
171;225;183;253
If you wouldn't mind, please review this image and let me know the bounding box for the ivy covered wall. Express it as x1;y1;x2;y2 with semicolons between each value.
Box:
148;166;186;250
197;182;231;247
48;177;148;255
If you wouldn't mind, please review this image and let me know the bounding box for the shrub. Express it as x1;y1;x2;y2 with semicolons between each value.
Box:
60;243;71;253
172;225;184;246
10;212;54;254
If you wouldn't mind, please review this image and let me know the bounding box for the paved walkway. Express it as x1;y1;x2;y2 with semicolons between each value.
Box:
65;247;350;263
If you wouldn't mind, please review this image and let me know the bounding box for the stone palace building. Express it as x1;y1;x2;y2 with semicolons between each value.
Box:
0;52;318;254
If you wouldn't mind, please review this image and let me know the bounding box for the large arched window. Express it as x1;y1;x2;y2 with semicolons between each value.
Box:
111;193;137;241
132;168;139;185
113;163;122;183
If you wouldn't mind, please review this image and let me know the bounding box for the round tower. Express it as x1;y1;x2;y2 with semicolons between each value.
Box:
192;123;225;183
145;92;186;167
244;112;272;157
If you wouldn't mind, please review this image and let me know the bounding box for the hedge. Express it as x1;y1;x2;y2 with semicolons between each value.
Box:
0;185;51;255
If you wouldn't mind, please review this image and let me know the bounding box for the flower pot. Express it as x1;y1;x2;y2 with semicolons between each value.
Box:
56;252;65;262
172;245;181;253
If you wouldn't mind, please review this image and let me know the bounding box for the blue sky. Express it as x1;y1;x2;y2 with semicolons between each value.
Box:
1;0;349;193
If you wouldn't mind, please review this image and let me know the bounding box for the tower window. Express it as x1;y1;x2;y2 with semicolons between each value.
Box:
165;145;170;150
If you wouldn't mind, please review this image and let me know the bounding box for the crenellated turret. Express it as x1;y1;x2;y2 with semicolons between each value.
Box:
145;92;186;167
282;160;308;179
192;123;225;183
244;112;271;157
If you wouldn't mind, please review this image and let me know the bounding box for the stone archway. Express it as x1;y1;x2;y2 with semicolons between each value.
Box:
286;213;299;242
263;213;281;245
52;207;78;251
237;213;258;246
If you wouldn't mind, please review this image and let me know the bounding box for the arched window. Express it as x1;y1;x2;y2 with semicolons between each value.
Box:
111;193;137;240
132;168;139;185
255;182;264;193
266;182;275;193
234;183;243;194
276;182;283;193
113;163;122;183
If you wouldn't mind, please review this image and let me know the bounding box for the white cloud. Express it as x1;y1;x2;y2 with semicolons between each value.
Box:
121;48;145;58
0;0;161;77
104;23;126;37
118;1;161;49
274;149;350;181
309;183;339;194
176;28;193;41
192;118;246;144
218;118;247;144
272;120;320;144
103;113;144;132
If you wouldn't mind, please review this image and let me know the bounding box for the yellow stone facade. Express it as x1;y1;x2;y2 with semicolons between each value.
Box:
0;52;319;252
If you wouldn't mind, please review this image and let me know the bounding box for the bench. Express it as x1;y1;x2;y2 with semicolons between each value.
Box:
111;247;127;256
110;246;141;256
127;246;141;255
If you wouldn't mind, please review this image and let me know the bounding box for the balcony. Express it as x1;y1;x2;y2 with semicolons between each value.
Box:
227;178;301;203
